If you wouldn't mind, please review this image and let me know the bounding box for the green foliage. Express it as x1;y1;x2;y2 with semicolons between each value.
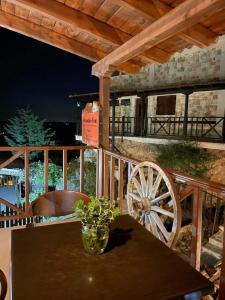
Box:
68;158;96;195
30;161;62;187
4;106;55;159
74;196;120;231
155;141;213;178
18;161;62;201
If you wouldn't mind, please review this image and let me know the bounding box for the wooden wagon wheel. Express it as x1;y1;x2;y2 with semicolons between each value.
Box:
127;161;181;248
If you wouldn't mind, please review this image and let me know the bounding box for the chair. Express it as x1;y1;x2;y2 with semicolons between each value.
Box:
31;190;90;217
0;269;7;300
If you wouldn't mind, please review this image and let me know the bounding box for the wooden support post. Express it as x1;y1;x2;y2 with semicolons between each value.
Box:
140;98;145;136
183;92;191;138
44;150;49;193
99;76;110;150
191;187;203;270
24;149;30;215
222;110;225;143
63;149;68;190
121;116;125;142
80;149;84;193
219;209;225;299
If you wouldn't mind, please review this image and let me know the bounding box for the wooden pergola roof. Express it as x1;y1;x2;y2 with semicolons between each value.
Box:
1;0;225;76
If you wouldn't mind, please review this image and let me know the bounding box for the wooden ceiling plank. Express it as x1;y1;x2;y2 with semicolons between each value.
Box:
112;0;218;47
7;0;170;64
8;0;125;45
109;0;159;21
0;9;140;73
92;0;225;76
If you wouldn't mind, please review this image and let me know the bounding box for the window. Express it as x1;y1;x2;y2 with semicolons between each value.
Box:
110;100;119;106
121;99;130;106
156;95;176;115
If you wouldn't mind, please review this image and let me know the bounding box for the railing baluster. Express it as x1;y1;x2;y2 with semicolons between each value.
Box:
80;149;84;193
190;187;202;271
219;212;225;299
63;149;68;190
98;148;104;198
104;153;109;198
44;150;49;193
118;159;124;213
110;156;115;204
222;115;225;143
25;149;30;215
96;150;99;197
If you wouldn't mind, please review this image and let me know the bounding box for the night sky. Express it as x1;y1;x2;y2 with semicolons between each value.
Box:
0;27;98;122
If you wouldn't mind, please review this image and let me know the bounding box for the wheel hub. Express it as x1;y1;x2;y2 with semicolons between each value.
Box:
140;198;151;212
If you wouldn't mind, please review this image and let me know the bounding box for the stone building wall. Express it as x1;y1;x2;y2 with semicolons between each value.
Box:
147;91;225;117
110;36;225;119
111;36;225;92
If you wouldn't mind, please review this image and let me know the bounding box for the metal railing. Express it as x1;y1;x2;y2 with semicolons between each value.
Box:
109;116;225;142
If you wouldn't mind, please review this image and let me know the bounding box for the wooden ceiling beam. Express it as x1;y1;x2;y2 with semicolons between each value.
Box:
7;0;170;64
112;0;217;47
92;0;225;77
152;0;217;47
0;9;141;74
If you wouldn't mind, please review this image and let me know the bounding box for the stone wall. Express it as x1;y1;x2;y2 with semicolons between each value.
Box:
109;36;225;119
111;36;225;92
147;91;225;117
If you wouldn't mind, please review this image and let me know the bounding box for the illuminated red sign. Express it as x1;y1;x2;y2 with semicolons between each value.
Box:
82;112;99;148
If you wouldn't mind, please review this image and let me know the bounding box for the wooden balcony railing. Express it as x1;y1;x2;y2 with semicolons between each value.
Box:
0;146;96;223
109;116;225;142
99;149;225;299
0;145;225;299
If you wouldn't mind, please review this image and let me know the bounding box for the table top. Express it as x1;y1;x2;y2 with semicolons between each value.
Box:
11;215;213;300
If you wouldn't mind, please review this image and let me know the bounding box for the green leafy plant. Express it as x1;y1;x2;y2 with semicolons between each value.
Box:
74;196;120;228
155;141;213;178
74;196;120;254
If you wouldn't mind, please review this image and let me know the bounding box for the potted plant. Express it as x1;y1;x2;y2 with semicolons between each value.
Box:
74;196;120;255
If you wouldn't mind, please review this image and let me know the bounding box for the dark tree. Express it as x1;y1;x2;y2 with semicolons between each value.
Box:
4;107;55;158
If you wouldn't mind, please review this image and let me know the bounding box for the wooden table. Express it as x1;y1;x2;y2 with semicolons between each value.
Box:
11;215;213;300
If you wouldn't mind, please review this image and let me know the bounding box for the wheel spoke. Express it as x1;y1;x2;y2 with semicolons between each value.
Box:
151;192;171;205
128;192;141;202
151;206;174;218
132;177;144;198
146;167;153;197
148;215;160;239
151;212;170;241
138;168;147;196
140;211;145;223
150;174;162;199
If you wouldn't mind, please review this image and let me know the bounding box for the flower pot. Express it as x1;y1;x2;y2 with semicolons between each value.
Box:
82;225;109;255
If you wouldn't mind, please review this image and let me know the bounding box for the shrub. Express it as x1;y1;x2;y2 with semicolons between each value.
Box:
155;141;213;178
